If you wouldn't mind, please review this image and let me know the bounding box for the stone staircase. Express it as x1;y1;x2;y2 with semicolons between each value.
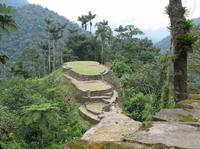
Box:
63;61;141;141
63;61;119;123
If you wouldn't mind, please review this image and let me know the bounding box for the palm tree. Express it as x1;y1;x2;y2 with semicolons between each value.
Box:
44;18;54;72
78;15;89;31
0;3;18;39
0;3;18;65
87;11;96;33
49;23;67;69
95;20;112;64
78;15;84;29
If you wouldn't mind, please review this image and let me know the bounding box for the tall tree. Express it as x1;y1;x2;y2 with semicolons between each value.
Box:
87;11;96;33
78;15;89;31
44;18;54;72
95;20;112;64
167;0;199;102
49;22;67;70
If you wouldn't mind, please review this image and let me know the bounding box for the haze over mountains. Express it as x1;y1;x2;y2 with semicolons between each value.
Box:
155;17;200;52
0;0;82;61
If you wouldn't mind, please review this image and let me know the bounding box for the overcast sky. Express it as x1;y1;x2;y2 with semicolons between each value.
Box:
27;0;200;30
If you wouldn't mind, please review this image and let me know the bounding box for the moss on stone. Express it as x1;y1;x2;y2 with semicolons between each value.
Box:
178;114;198;122
179;99;200;105
138;121;153;132
190;94;200;100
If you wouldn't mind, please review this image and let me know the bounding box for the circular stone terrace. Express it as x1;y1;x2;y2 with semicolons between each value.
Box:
64;61;112;92
66;61;105;76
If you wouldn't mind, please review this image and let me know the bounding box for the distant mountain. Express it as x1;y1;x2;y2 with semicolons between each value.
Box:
0;0;28;7
0;4;83;61
155;17;200;53
141;28;170;43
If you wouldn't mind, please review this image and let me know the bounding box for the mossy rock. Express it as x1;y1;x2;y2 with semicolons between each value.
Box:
189;94;200;100
179;99;200;105
178;114;198;122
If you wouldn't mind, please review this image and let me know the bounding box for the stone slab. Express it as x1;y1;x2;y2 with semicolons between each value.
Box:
153;108;200;122
125;122;200;149
82;113;142;142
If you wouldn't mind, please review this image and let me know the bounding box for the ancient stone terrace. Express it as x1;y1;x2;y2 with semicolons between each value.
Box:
63;61;141;141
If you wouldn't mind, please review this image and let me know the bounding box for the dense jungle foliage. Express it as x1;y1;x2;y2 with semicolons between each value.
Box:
0;0;200;148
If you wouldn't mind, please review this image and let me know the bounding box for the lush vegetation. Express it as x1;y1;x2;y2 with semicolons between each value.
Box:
0;1;200;148
0;69;89;148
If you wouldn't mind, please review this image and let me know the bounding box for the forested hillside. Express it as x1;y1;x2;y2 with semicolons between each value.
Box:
155;17;200;52
0;0;28;7
0;0;200;148
0;4;83;61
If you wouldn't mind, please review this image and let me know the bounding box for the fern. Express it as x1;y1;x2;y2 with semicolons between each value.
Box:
177;32;199;46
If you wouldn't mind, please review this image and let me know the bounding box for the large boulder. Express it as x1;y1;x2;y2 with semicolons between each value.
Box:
125;121;200;149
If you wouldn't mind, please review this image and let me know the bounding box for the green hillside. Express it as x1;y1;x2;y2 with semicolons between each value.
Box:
0;4;83;62
0;0;28;7
155;17;200;53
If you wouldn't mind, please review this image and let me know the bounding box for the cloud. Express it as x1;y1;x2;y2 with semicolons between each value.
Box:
28;0;200;30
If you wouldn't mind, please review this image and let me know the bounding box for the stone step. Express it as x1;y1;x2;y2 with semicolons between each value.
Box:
103;90;118;104
78;105;100;124
85;102;106;115
83;95;111;101
104;91;114;96
176;101;200;110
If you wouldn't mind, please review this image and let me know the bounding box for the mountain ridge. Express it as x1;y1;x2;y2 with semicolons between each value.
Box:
0;4;83;62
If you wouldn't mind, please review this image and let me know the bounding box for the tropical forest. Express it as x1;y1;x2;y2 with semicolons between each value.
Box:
0;0;200;148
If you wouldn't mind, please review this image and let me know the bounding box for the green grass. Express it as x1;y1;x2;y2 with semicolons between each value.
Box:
67;61;99;67
73;67;104;75
79;82;110;91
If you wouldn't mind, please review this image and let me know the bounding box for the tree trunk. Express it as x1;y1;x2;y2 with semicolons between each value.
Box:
48;34;51;73
169;0;188;102
101;43;104;64
52;40;56;71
